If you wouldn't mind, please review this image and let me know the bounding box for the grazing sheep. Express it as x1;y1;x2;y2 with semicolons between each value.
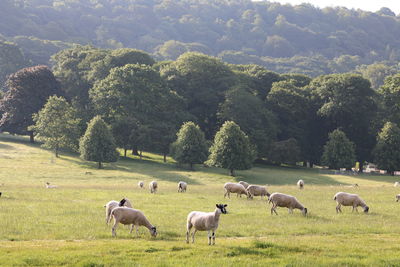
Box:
45;182;57;189
396;194;400;202
149;181;158;193
186;204;227;245
268;193;307;216
138;181;144;188
238;181;249;189
104;198;133;224
297;179;304;189
178;181;187;192
394;182;400;187
246;185;270;199
333;192;369;213
109;207;157;238
223;182;247;198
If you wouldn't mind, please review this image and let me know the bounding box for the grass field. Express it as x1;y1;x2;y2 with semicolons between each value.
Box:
1;133;400;266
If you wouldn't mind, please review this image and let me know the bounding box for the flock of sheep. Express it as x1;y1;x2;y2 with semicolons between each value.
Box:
101;178;400;245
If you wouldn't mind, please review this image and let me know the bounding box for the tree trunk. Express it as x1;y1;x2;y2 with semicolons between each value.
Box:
29;131;34;143
358;161;364;173
55;146;59;158
139;151;142;160
229;169;235;176
163;154;166;163
132;147;139;156
309;162;314;168
98;162;102;169
190;163;193;170
124;149;127;158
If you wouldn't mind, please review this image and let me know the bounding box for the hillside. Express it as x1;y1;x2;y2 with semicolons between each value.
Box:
1;0;400;76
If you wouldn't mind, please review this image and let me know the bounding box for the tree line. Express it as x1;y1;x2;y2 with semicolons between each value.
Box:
1;47;400;175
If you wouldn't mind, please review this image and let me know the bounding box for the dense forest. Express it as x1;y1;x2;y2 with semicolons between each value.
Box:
1;0;400;174
1;0;400;77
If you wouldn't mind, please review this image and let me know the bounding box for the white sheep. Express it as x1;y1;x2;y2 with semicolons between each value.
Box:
149;181;158;193
394;182;400;187
45;182;57;189
297;179;304;189
178;181;187;192
104;198;133;224
246;185;270;199
186;204;227;245
109;207;157;238
396;194;400;202
268;192;307;216
223;182;247;198
333;192;369;213
238;181;249;189
138;181;144;188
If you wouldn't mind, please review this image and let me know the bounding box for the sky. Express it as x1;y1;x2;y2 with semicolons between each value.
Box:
266;0;400;14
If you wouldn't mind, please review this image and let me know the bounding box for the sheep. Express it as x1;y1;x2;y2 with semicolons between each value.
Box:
186;204;227;245
238;181;249;189
297;179;304;189
394;182;400;187
396;194;400;202
104;198;133;224
149;181;158;193
246;185;270;199
333;192;369;213
223;182;247;198
45;182;57;189
109;207;157;238
138;181;144;188
178;181;187;192
268;192;307;216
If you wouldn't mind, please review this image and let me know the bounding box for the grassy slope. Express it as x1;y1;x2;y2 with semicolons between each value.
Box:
1;134;400;266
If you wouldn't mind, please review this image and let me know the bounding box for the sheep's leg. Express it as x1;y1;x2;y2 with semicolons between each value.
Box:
129;224;134;234
212;231;215;245
186;230;190;244
191;230;197;243
112;222;118;237
288;208;293;214
207;230;211;245
336;204;342;213
136;225;140;236
224;190;227;198
352;206;358;213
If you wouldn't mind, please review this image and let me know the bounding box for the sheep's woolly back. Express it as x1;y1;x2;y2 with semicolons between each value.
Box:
394;182;400;187
178;181;187;192
224;183;247;194
269;192;305;210
297;180;304;189
238;181;249;189
110;207;157;237
149;181;158;193
246;185;269;198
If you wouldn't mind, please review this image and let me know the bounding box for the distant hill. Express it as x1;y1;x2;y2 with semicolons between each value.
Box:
1;0;400;76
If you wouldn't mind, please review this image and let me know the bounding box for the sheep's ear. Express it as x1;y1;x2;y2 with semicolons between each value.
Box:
224;204;227;207
216;204;219;208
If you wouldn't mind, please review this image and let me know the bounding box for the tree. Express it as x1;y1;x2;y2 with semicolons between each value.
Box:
170;122;208;170
0;65;62;142
207;121;256;176
321;129;356;170
79;116;119;169
218;87;277;158
311;73;377;172
373;122;400;175
30;96;80;157
110;116;139;158
268;138;301;166
379;73;400;125
0;40;28;90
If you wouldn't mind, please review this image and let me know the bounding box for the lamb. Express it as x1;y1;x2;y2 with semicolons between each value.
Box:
109;207;157;238
333;192;369;213
186;204;227;245
238;181;249;189
178;181;187;192
45;182;57;189
223;182;247;198
297;179;304;189
246;185;270;199
149;181;158;193
268;192;307;216
138;181;144;188
104;198;133;224
396;194;400;202
394;182;400;187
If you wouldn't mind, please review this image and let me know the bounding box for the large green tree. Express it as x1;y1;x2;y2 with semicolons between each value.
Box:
30;96;80;157
321;129;356;170
0;40;28;89
79;116;119;169
373;122;400;175
379;73;400;126
310;73;377;171
207;121;256;176
0;65;62;142
170;121;208;170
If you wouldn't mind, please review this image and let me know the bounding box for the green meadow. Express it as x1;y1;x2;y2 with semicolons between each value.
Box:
1;134;400;267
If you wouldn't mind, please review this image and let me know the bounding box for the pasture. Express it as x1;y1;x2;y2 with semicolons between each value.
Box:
1;134;400;266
